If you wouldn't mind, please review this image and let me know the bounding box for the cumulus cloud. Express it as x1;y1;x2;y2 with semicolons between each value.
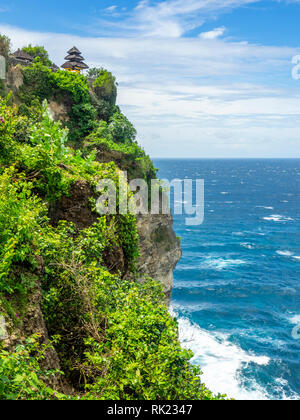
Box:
199;27;226;39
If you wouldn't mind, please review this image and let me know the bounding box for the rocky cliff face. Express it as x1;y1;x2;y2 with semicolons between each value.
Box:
94;145;182;299
48;179;182;299
136;214;181;301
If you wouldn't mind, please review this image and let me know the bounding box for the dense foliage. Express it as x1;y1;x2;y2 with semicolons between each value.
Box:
0;41;226;400
0;33;11;60
22;45;52;67
0;335;63;400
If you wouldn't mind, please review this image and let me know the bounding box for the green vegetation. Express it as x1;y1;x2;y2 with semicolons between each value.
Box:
0;335;63;400
22;45;52;67
0;33;11;60
0;39;226;400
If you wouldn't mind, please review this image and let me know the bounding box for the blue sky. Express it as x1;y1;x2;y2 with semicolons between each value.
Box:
1;0;300;157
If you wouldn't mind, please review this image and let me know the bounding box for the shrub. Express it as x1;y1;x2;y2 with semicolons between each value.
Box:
68;103;97;142
0;33;11;60
108;111;137;144
0;335;62;400
0;167;47;294
90;69;117;121
92;69;117;106
22;45;52;67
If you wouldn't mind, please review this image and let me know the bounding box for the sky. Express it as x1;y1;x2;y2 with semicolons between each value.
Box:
0;0;300;158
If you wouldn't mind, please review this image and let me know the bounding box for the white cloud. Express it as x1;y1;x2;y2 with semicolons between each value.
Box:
90;0;260;38
1;22;299;157
105;5;118;13
199;27;226;39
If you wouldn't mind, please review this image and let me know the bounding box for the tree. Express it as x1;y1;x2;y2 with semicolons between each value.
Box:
22;45;52;67
0;34;11;59
108;112;137;144
92;69;117;107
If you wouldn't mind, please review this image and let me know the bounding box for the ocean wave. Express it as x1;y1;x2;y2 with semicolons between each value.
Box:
288;314;300;325
170;308;270;400
256;206;274;210
241;243;256;250
276;250;294;257
275;251;300;261
262;214;294;222
200;257;247;270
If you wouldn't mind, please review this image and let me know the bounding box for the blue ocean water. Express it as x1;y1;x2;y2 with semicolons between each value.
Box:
154;159;300;400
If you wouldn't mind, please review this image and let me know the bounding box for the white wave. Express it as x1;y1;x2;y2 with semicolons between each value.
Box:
292;256;300;261
201;257;247;270
256;206;274;210
170;309;270;400
288;315;300;325
221;192;229;195
263;214;294;222
232;232;244;237
276;250;294;257
241;243;255;250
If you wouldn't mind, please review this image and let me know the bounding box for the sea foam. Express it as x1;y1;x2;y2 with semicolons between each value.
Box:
200;257;247;270
170;308;270;400
263;215;294;222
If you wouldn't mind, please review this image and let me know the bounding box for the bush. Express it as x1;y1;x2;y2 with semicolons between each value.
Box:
0;34;11;60
0;335;62;400
0;167;47;294
90;69;117;121
92;69;117;106
22;45;52;67
108;111;137;144
68;103;97;142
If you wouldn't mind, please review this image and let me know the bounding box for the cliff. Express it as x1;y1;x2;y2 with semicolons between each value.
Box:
0;43;223;400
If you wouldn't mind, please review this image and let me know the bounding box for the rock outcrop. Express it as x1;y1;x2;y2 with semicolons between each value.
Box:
48;179;182;295
136;214;181;301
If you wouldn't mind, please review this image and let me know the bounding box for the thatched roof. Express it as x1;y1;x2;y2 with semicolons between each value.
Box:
61;61;89;70
62;46;89;70
67;46;81;55
64;54;84;61
12;49;34;62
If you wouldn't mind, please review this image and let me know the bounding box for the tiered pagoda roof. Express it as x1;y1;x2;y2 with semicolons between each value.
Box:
61;46;89;71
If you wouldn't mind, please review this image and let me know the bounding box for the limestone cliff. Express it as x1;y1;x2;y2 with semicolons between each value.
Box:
136;214;181;301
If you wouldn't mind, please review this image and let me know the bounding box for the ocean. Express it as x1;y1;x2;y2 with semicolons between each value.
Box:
154;158;300;400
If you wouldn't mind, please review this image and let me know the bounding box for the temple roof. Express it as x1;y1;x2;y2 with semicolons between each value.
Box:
61;61;89;70
64;54;84;61
61;46;89;70
67;46;81;55
12;49;34;61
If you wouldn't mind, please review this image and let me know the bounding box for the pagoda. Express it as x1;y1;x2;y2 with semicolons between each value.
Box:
61;47;89;73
